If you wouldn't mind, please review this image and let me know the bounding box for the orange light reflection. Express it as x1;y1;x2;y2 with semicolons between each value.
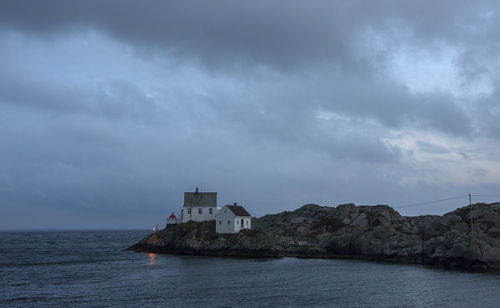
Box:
148;253;156;265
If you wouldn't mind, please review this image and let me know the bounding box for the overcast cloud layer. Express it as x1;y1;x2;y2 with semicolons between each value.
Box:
1;1;500;230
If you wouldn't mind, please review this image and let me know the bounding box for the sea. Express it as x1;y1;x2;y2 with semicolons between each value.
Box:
1;230;499;307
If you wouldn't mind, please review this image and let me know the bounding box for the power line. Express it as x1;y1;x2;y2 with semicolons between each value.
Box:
394;195;468;209
392;193;500;210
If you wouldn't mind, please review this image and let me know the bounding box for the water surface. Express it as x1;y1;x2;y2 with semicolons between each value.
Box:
1;230;499;307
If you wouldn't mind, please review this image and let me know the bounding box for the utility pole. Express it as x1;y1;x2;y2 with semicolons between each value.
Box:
469;193;473;234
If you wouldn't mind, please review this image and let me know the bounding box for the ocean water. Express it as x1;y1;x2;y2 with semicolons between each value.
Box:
1;231;499;307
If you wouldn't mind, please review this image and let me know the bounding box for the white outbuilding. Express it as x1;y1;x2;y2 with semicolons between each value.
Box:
215;203;252;234
180;188;220;223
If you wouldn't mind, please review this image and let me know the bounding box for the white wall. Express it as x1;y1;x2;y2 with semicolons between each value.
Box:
215;205;251;233
215;206;236;233
182;206;219;223
234;217;251;232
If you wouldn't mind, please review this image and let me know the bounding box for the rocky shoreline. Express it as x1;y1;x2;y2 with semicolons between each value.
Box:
127;202;500;271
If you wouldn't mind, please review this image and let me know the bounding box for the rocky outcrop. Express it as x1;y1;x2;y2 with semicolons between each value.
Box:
128;202;500;271
128;220;278;258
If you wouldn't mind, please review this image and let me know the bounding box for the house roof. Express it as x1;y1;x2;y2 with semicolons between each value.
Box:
183;191;217;207
227;205;251;217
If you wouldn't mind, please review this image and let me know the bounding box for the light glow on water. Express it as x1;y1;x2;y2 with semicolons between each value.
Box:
148;253;156;266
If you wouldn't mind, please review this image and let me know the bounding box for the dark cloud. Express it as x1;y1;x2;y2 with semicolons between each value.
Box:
0;1;496;71
0;0;483;136
0;67;158;121
1;1;500;229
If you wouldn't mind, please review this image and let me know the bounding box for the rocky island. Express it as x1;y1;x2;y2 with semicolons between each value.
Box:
128;202;500;271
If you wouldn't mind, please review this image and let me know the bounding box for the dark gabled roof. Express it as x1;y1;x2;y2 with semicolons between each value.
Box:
227;205;251;217
183;191;217;207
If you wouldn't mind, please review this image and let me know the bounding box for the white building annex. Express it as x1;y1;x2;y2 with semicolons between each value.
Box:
180;188;219;223
215;203;252;234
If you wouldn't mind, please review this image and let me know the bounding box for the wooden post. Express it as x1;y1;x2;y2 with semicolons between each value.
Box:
469;193;473;234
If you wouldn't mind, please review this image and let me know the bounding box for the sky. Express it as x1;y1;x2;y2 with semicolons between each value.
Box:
1;0;500;230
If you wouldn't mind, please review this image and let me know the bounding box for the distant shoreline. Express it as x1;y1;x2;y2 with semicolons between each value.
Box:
0;229;151;232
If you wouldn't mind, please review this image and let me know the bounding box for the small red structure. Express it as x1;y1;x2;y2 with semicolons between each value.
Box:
166;212;179;227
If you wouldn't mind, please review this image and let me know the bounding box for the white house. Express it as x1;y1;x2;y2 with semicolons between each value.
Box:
180;188;219;223
215;203;252;234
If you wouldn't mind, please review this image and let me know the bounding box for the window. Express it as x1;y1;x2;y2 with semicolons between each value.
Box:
228;220;230;224
198;208;202;214
187;208;191;214
219;220;221;224
209;208;213;214
246;220;248;225
236;220;239;224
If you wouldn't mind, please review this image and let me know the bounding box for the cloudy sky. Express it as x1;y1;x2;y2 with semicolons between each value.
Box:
1;1;500;230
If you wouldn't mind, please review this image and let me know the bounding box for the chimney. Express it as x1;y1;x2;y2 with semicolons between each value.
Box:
233;202;237;206
195;187;199;193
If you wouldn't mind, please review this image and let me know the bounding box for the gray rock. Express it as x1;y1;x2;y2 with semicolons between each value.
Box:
488;226;500;239
351;213;368;228
448;243;466;258
453;222;469;234
128;202;500;271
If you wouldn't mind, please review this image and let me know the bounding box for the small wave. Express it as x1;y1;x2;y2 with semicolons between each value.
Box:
0;258;112;268
4;296;49;303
